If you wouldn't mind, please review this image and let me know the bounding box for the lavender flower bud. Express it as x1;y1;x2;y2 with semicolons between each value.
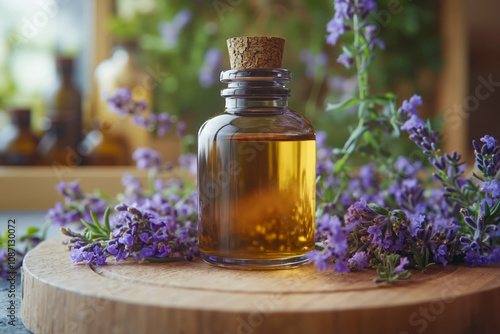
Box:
473;140;481;153
115;203;128;212
127;207;143;218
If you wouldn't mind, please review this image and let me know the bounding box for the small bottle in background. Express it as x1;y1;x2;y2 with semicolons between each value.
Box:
45;56;83;155
38;118;81;166
0;109;39;165
79;119;129;166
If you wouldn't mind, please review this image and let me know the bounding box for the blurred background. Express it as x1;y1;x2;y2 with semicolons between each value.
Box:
0;0;498;209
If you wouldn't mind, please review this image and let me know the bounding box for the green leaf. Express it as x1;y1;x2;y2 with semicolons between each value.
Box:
26;227;39;235
145;257;183;263
368;203;389;216
324;187;334;202
80;219;105;236
103;207;111;233
90;211;105;232
341;45;353;57
326;97;360;112
484;200;491;218
372;93;397;104
342;125;369;155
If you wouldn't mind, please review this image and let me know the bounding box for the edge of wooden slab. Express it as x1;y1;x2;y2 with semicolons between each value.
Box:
21;237;500;334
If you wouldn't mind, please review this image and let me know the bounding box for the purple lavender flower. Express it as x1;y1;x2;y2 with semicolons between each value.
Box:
176;121;187;137
364;25;385;50
481;135;497;149
394;156;423;178
460;207;499;261
199;48;222;87
132;147;162;171
337;53;354;68
401;115;425;131
393;256;409;274
306;250;331;272
348;251;370;271
309;214;356;273
433;244;448;266
156;112;174;136
158;9;192;48
107;88;147;117
179;153;197;176
359;164;377;190
300;50;328;78
106;88;132;116
398;94;423;116
481;179;500;198
326;10;346;46
326;0;379;46
474;135;500;177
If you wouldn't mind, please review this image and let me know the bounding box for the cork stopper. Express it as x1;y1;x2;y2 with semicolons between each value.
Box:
226;36;285;69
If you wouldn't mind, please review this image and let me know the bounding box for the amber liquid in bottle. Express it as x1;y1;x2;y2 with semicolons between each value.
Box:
198;66;316;269
199;135;315;259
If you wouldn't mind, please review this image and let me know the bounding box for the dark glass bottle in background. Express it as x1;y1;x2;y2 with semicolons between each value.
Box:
46;56;82;154
80;120;129;165
38;118;79;166
198;37;316;269
0;109;39;165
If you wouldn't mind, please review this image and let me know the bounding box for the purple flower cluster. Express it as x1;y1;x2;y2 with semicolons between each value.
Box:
158;9;192;48
306;214;362;272
327;0;377;46
474;136;500;178
326;0;383;69
132;147;162;171
46;180;107;226
107;88;147;117
68;197;198;265
395;94;500;267
106;88;181;137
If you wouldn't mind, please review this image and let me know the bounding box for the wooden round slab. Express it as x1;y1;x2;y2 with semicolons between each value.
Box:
22;237;500;334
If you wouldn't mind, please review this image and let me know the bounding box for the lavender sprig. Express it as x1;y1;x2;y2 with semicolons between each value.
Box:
63;200;198;266
106;88;180;137
373;251;411;284
398;95;478;210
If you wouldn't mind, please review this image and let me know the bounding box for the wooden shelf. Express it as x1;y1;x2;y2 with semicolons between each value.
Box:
0;166;149;210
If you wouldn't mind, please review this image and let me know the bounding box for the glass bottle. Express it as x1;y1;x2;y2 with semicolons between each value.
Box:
80;120;129;165
94;40;153;161
0;109;39;165
45;56;82;153
38;118;78;166
197;37;316;269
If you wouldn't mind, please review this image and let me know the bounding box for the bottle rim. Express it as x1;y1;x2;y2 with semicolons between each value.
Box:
220;68;291;83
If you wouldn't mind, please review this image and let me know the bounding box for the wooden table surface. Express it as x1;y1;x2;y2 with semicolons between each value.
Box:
21;237;500;334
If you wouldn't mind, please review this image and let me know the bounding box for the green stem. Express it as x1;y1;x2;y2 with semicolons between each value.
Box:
337;13;368;170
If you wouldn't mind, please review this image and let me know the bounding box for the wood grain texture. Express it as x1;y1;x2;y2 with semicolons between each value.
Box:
22;237;500;334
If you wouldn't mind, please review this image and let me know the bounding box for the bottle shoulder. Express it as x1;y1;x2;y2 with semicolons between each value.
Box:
198;109;315;141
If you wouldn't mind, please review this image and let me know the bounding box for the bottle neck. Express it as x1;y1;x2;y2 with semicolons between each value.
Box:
225;97;288;110
220;68;291;113
60;71;72;85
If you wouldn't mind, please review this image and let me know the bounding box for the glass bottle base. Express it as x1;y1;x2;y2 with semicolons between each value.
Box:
200;252;311;270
